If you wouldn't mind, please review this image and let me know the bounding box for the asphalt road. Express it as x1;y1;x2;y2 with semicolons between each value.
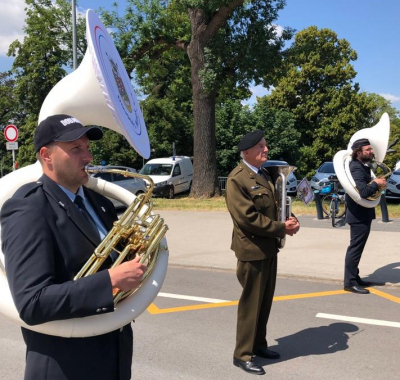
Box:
1;266;400;380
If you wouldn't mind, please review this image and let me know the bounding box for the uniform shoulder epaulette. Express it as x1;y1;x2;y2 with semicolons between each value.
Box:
13;180;43;199
230;164;244;177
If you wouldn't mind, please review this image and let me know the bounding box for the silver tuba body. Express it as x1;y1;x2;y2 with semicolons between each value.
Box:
267;164;297;248
0;10;169;337
333;113;390;208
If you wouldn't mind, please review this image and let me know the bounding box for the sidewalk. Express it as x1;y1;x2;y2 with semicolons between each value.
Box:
157;211;400;287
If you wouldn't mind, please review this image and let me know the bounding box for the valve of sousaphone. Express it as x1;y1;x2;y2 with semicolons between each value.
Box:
39;9;151;158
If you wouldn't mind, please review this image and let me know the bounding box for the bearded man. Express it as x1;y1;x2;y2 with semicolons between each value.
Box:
343;138;387;294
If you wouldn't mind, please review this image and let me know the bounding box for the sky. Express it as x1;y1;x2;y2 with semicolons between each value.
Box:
0;0;399;109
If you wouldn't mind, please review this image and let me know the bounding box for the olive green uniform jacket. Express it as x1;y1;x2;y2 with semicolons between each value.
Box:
225;161;286;260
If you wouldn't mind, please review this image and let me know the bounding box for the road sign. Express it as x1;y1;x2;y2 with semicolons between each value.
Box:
4;125;18;142
6;142;18;150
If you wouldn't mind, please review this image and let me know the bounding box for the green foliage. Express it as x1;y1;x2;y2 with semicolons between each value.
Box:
215;98;300;176
8;0;84;115
0;72;18;175
215;100;254;175
211;0;293;93
89;130;141;169
4;0;399;191
252;97;300;164
0;72;17;124
142;96;193;159
266;26;400;177
101;0;293;197
102;0;194;167
361;93;400;169
5;0;86;168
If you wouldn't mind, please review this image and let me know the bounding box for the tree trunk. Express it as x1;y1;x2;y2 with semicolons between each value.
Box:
191;79;219;198
187;10;220;198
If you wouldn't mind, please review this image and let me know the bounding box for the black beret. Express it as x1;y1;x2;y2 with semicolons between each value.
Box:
237;130;264;151
351;138;371;150
34;114;103;152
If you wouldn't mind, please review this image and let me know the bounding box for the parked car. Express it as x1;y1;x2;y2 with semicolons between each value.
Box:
91;165;147;208
261;160;298;196
140;156;193;199
310;161;337;191
385;168;400;199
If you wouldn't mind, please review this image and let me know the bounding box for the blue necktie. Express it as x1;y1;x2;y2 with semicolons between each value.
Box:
258;169;264;177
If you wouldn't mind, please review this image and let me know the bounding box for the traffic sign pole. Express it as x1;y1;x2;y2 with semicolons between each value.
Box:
4;125;19;171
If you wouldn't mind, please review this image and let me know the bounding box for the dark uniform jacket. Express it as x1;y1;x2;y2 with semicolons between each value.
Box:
1;174;133;380
225;161;286;260
345;159;379;224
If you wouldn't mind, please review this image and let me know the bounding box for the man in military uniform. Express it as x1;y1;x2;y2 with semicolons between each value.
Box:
225;130;300;375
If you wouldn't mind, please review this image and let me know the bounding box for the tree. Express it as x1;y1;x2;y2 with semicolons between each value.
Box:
361;93;400;169
4;0;169;171
252;97;300;164
142;96;193;158
102;0;293;197
0;71;18;175
7;0;86;166
215;98;300;177
215;100;254;176
268;26;379;177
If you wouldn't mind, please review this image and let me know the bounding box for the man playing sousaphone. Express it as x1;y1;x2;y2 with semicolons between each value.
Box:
1;115;147;380
343;138;386;294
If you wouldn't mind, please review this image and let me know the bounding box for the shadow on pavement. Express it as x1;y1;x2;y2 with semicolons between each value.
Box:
364;262;400;285
256;323;359;365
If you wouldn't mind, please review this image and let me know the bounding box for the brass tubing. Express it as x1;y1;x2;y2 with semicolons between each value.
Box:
74;165;168;305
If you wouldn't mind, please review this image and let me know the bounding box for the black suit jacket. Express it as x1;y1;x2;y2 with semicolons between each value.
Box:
1;174;132;380
345;159;378;224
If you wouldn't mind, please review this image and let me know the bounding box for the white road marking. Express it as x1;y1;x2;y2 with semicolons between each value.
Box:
157;292;229;303
316;313;400;328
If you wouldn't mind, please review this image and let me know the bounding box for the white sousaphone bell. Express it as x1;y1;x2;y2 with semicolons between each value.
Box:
0;10;169;337
333;112;391;208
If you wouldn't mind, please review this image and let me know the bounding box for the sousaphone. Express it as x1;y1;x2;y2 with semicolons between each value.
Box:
333;113;390;208
0;10;169;337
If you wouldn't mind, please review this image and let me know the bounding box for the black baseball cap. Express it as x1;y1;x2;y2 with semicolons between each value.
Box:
34;114;103;152
237;130;264;151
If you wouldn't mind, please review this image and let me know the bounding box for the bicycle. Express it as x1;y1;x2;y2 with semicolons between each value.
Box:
319;175;346;227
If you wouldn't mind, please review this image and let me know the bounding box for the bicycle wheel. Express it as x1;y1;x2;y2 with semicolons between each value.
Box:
336;196;346;218
321;195;332;216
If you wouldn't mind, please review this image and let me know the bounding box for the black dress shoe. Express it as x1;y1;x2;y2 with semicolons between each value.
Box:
253;347;280;359
344;285;370;294
357;279;385;287
233;357;265;375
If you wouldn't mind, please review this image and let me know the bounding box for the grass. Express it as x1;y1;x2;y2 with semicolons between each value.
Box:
152;195;227;211
152;194;400;217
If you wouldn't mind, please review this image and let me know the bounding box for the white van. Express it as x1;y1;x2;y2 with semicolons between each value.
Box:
139;156;193;198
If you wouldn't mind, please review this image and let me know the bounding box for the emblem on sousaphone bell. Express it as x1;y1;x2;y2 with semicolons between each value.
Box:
109;56;133;112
